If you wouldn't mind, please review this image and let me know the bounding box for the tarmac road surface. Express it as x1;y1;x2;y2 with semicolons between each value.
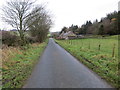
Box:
23;38;112;88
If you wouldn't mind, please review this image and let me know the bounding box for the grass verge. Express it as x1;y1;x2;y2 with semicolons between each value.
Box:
55;36;119;88
2;42;47;88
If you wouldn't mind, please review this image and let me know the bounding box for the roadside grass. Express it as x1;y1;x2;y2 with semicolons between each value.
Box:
55;35;119;88
2;42;47;88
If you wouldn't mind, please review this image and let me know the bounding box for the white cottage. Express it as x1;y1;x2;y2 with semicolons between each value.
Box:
59;31;77;40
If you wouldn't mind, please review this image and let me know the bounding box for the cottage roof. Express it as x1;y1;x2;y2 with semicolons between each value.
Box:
64;31;76;37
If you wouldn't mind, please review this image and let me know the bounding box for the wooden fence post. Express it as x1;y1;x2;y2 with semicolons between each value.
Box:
112;43;115;57
98;44;101;51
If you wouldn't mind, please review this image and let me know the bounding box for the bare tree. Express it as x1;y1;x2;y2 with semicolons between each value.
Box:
27;5;52;42
2;0;35;45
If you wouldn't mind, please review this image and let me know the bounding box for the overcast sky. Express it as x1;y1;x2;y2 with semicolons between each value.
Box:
0;0;119;32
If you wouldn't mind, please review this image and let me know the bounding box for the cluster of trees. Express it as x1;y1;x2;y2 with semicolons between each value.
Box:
2;0;52;46
60;11;118;35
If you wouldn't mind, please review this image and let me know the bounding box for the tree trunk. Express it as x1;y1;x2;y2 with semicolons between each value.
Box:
19;18;26;46
19;30;26;46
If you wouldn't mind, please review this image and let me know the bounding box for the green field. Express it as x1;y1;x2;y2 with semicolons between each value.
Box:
2;42;47;88
55;35;119;88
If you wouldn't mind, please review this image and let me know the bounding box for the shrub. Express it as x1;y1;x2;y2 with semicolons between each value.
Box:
2;31;20;46
26;36;37;44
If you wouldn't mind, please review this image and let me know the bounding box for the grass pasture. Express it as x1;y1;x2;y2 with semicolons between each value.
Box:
2;42;47;88
55;35;119;88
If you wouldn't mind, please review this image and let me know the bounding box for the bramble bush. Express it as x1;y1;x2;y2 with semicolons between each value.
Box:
2;31;38;47
2;31;20;46
26;36;37;44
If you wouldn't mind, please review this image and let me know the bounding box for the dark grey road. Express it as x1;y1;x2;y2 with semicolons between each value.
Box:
23;38;112;88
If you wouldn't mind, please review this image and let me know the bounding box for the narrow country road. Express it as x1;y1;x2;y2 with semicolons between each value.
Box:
23;38;112;88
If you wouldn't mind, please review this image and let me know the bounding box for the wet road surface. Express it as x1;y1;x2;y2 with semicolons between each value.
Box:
23;38;112;88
